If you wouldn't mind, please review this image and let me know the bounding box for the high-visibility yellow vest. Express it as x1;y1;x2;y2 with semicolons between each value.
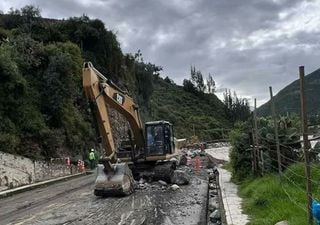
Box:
89;152;95;160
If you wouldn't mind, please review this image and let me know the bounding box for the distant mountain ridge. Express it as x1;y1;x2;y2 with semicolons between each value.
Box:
257;68;320;116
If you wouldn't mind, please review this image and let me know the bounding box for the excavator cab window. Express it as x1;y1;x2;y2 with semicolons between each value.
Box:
145;121;173;156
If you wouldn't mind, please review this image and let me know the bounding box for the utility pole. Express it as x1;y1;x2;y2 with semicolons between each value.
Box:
299;66;313;224
193;124;195;136
252;127;257;174
269;86;281;175
253;98;263;175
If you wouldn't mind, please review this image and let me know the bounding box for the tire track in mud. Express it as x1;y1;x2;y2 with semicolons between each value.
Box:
0;175;95;225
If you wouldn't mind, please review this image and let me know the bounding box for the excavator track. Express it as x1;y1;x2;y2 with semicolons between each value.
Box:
131;161;177;183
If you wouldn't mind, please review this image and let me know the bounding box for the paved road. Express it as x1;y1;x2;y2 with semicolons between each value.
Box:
0;167;208;225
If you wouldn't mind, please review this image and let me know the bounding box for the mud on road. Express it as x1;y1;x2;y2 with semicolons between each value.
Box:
0;164;209;225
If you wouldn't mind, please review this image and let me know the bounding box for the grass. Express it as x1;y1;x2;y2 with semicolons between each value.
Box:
239;163;320;225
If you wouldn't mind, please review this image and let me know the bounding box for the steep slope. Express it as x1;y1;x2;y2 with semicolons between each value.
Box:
0;11;230;158
257;68;320;117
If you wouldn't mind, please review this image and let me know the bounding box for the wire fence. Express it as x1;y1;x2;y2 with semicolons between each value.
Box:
248;72;320;224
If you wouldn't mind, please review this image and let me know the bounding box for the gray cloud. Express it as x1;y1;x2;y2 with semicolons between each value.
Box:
1;0;319;106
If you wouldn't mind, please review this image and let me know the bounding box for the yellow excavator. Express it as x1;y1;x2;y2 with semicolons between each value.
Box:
83;62;177;196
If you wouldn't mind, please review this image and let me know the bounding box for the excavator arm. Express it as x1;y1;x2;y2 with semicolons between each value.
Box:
83;62;141;196
83;62;144;159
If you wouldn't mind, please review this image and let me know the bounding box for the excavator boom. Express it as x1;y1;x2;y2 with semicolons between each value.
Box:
83;62;139;196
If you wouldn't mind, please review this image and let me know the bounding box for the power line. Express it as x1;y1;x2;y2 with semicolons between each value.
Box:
280;183;307;213
267;164;308;212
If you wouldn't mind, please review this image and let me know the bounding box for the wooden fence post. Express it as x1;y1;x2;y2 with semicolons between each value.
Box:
299;66;313;224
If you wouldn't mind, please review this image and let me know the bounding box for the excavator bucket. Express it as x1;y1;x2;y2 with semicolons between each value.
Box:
94;163;135;197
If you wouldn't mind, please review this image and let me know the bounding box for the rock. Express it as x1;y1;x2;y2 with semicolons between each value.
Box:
210;196;219;203
209;209;221;221
179;154;188;165
170;157;178;165
133;181;140;189
208;172;217;181
207;154;216;169
158;180;167;186
211;190;218;195
171;169;190;185
208;199;219;211
209;183;216;190
139;178;145;184
180;211;187;216
275;221;289;225
170;184;180;191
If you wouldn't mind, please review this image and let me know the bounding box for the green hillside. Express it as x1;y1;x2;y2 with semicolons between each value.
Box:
150;79;230;140
0;7;230;159
257;68;320;117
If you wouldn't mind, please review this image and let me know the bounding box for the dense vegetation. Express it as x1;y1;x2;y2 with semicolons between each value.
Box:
0;6;232;159
257;68;320;118
228;115;302;182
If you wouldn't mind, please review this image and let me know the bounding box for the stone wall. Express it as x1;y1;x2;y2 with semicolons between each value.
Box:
0;151;78;190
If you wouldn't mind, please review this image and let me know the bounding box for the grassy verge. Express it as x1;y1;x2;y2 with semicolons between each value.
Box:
239;163;320;225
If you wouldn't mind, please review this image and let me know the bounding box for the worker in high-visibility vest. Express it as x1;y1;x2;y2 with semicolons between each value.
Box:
89;149;96;170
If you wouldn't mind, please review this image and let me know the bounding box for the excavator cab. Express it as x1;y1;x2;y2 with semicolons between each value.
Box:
145;121;175;156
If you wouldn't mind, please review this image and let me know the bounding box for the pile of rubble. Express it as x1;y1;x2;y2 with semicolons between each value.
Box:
133;147;227;224
207;167;225;225
135;178;182;192
134;165;191;192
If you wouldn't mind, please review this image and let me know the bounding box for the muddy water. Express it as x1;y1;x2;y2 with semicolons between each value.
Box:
206;146;249;225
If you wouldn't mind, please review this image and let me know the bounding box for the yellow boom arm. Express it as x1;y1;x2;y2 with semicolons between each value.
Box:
82;62;144;159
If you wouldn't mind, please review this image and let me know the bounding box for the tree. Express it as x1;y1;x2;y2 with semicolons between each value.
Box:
21;5;41;18
229;121;252;181
223;89;250;123
183;79;197;93
164;76;174;84
190;66;197;85
190;66;205;93
207;73;216;93
8;7;21;15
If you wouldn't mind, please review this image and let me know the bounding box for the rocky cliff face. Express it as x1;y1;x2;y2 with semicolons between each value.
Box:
109;107;131;150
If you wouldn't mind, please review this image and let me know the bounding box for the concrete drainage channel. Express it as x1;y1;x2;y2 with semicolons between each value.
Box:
207;166;227;225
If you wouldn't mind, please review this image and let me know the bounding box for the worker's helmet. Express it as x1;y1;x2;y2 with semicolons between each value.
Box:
91;149;94;152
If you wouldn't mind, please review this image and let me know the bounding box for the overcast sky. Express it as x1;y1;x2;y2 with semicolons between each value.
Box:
1;0;320;106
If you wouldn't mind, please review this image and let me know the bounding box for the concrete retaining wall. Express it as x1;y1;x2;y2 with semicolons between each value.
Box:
0;151;78;190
